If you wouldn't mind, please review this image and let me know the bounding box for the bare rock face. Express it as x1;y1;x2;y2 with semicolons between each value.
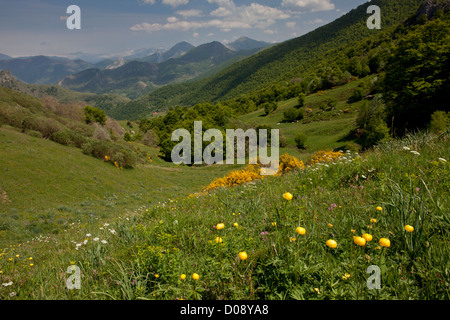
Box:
411;0;450;23
0;70;15;85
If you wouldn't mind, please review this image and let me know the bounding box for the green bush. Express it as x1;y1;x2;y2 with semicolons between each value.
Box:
21;116;62;138
297;93;306;108
283;107;305;122
344;142;361;153
84;105;106;126
294;132;308;149
26;130;43;139
51;130;72;146
82;139;137;168
429;110;449;133
262;102;277;115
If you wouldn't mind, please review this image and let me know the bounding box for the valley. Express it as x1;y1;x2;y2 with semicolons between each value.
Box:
0;0;448;302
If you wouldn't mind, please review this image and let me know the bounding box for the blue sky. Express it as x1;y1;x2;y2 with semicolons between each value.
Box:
0;0;370;58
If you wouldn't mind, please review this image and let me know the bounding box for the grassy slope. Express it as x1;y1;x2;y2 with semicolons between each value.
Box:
0;126;243;245
1;130;448;300
238;76;369;161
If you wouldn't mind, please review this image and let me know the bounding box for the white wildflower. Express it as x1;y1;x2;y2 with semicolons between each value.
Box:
410;151;420;155
438;158;447;162
2;281;13;287
403;146;411;151
86;233;91;237
93;237;99;241
101;240;107;244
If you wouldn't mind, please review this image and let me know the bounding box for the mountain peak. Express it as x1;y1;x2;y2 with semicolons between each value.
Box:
228;37;270;52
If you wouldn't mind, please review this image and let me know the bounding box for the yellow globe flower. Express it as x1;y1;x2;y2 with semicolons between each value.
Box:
379;238;391;248
215;237;223;243
327;223;334;228
376;206;383;211
405;225;414;232
370;218;377;223
295;227;306;235
233;223;239;227
289;237;297;242
192;273;200;280
239;251;248;260
326;239;337;249
354;236;366;246
154;274;159;278
271;222;277;227
180;274;186;280
362;233;373;242
216;223;225;230
283;192;293;201
351;229;356;233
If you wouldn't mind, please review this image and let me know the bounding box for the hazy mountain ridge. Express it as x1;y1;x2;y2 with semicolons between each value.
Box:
58;39;269;98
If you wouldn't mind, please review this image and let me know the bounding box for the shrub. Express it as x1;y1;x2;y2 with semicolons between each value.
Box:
84;105;106;126
143;130;159;147
429;110;449;133
297;93;306;108
51;130;72;146
66;130;88;148
308;150;344;166
26;130;43;139
277;153;305;175
21;116;62;138
283;107;305;122
294;133;308;149
82;139;137;168
262;102;277;115
344;142;361;153
92;125;112;141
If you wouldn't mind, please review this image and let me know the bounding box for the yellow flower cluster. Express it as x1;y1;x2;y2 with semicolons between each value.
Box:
203;165;262;191
203;153;306;191
308;150;344;166
277;153;305;175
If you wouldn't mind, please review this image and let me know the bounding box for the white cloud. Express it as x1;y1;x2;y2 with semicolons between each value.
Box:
193;32;199;38
132;0;290;33
286;21;296;29
140;0;156;4
304;18;325;24
176;9;203;18
211;7;232;17
264;29;277;34
282;0;335;12
162;0;189;8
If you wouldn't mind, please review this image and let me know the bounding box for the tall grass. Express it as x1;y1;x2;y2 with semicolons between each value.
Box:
0;131;448;300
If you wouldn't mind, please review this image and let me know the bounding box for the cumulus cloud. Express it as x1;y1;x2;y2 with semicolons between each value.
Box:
131;1;290;33
162;0;189;7
139;0;156;4
304;18;325;24
176;9;203;18
282;0;335;12
286;21;296;29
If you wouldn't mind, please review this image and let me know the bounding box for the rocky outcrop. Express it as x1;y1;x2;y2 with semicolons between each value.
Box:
0;70;16;85
408;0;450;24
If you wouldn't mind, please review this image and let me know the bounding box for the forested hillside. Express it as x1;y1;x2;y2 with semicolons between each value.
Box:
114;0;422;118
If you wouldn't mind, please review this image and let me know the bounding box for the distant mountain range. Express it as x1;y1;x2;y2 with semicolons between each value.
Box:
140;41;195;63
0;53;12;61
0;56;95;84
0;36;270;98
57;38;270;98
